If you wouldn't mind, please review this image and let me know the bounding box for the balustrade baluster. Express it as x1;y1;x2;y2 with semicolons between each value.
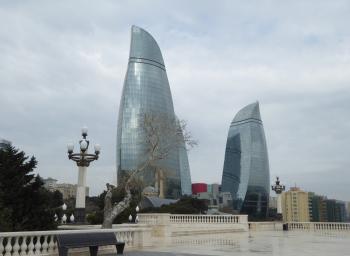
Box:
13;237;20;256
27;237;34;256
47;235;55;254
41;236;48;254
129;231;134;246
20;236;27;256
126;232;130;245
117;233;122;243
125;232;129;245
4;237;12;256
0;237;4;256
34;236;41;255
122;232;127;243
122;232;127;245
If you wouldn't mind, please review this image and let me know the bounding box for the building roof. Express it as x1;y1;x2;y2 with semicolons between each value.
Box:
232;102;261;124
129;25;165;66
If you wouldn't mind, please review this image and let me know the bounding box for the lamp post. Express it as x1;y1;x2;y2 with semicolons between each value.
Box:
67;126;100;223
271;177;285;216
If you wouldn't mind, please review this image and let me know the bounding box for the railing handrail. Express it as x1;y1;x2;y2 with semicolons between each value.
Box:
0;227;150;237
139;214;243;216
287;222;350;225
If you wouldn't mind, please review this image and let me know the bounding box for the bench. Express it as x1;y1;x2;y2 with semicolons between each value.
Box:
56;232;125;256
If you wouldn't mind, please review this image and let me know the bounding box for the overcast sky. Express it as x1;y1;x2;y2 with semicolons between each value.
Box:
1;1;350;201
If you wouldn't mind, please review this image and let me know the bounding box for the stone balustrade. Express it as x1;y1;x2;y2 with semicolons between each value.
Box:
248;222;283;231
0;227;151;256
138;214;249;237
169;214;245;224
139;213;247;225
287;222;350;231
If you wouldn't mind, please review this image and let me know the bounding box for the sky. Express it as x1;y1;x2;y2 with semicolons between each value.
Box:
1;1;350;201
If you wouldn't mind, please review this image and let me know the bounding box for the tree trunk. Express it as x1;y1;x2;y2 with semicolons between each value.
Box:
102;215;113;229
102;189;132;229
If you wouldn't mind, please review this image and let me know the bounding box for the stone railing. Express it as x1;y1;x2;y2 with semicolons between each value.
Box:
139;213;247;225
0;226;152;256
287;222;350;231
169;214;246;224
248;222;283;231
138;214;249;237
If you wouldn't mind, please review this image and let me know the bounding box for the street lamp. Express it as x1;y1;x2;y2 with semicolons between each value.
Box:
271;177;285;216
67;127;100;223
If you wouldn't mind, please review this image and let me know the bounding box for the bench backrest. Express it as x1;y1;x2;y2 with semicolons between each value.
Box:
56;232;118;248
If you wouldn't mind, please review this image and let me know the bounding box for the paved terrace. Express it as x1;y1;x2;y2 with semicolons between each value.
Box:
1;214;350;256
125;230;350;256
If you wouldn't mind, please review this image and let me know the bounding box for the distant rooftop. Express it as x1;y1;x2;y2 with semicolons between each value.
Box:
141;196;178;208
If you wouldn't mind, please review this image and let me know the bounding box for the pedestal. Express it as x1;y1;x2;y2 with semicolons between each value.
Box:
75;208;86;223
277;194;282;214
75;166;87;223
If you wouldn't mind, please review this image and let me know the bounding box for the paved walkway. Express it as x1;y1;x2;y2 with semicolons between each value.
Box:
122;253;207;256
122;230;350;256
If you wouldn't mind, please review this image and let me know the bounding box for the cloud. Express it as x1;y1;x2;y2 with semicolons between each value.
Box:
1;1;350;201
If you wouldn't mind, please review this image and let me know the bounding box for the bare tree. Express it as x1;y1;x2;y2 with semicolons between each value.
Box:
102;113;196;228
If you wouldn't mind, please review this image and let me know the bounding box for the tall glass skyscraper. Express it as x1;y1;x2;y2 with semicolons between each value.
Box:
221;102;270;218
117;26;191;198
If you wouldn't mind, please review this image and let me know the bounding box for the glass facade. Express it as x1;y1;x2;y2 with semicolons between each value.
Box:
117;26;190;199
221;102;270;218
178;133;192;196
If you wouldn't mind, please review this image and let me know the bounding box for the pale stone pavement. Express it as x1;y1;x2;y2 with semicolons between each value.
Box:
119;230;350;256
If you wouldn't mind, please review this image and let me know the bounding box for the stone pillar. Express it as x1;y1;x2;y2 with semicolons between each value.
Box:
277;194;282;214
75;166;87;223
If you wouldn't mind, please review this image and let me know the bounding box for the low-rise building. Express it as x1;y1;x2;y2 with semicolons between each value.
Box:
192;183;221;206
43;177;89;200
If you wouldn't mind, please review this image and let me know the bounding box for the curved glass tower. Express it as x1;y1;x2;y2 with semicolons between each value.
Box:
117;26;190;199
221;102;270;218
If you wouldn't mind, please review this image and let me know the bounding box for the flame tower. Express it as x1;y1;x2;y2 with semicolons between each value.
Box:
117;26;191;198
221;102;270;218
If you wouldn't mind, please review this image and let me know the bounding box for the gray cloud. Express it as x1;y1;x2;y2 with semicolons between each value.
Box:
1;1;350;201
